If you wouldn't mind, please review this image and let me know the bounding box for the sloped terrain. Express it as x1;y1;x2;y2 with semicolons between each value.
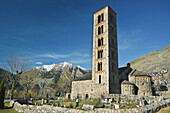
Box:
130;45;170;73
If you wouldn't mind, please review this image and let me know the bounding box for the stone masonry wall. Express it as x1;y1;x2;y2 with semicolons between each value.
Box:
13;98;170;113
71;80;108;99
121;84;135;95
129;75;152;96
71;80;92;99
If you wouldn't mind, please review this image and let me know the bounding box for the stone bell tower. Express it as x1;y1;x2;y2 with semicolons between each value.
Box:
92;6;120;94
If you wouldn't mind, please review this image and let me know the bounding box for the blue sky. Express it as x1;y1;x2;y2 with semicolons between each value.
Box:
0;0;170;69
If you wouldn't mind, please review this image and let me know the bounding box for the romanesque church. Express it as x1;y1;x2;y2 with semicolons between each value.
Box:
71;6;152;99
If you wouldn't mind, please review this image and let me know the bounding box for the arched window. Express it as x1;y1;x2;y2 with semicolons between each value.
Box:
98;63;100;71
98;38;103;47
98;39;101;47
101;14;104;21
98;51;100;59
98;15;101;24
101;25;103;33
101;38;103;45
98;50;103;59
99;75;101;84
98;62;102;71
101;50;103;58
98;14;104;24
98;27;101;35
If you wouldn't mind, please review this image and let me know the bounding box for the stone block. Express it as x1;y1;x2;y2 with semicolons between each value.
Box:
82;104;95;111
10;100;15;107
114;104;120;109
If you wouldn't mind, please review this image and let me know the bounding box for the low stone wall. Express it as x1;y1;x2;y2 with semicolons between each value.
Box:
104;94;170;105
12;99;170;113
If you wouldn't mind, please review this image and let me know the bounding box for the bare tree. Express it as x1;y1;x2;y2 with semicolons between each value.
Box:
20;73;34;99
3;56;29;99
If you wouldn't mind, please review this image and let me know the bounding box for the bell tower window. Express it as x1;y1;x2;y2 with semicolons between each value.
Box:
98;50;103;59
101;25;103;33
98;39;101;47
99;75;101;84
98;27;101;35
101;38;103;45
98;25;104;35
101;13;104;21
98;15;101;24
98;13;104;24
98;62;102;71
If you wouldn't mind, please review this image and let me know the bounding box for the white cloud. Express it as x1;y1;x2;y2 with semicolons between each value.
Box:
38;52;90;60
36;51;91;64
35;62;43;64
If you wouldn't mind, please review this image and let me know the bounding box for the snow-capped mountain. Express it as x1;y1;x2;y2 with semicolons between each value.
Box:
35;62;91;73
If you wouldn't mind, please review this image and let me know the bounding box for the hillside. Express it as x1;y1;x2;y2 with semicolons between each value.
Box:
0;68;11;89
130;45;170;73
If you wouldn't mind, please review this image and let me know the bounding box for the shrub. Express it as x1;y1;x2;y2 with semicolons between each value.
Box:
66;102;73;108
46;92;48;98
0;79;5;109
57;101;60;107
26;93;31;98
90;98;102;107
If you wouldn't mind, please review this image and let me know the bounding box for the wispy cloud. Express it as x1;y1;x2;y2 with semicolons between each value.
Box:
35;51;91;65
39;53;69;59
35;62;43;64
38;52;90;60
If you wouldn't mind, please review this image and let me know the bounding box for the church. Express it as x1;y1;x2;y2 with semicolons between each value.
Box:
71;6;152;99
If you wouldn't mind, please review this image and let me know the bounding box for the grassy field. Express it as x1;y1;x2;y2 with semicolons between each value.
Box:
0;103;18;113
0;108;18;113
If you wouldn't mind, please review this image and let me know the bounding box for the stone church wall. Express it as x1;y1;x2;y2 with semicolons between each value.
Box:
71;80;108;99
71;80;92;99
129;76;152;96
121;84;135;95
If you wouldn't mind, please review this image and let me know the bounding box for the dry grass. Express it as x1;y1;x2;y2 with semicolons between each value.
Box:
157;106;170;113
0;103;18;113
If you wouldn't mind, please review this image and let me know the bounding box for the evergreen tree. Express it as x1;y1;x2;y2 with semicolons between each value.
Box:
0;79;5;109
